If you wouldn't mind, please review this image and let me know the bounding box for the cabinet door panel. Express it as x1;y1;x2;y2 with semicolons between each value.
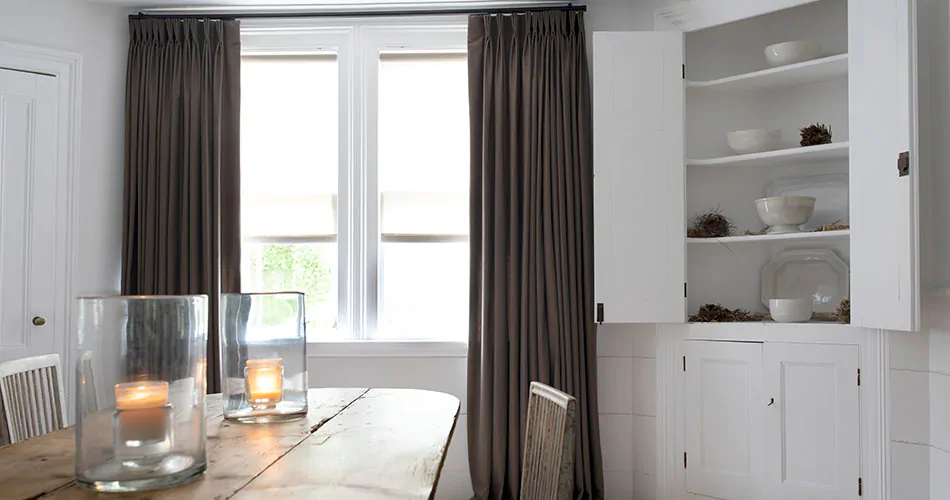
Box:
763;343;859;500
849;0;919;330
684;341;764;500
593;32;685;323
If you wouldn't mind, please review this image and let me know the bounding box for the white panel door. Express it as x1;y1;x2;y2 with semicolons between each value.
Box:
763;343;860;500
849;0;919;331
684;341;764;500
592;32;685;324
0;68;59;362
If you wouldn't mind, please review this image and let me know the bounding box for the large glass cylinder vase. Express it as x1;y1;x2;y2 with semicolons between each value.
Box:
75;295;208;492
221;292;308;422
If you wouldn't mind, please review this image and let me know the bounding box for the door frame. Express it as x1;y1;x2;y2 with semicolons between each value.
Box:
0;41;81;422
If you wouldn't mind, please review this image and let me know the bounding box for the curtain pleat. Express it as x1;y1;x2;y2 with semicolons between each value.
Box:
121;18;241;394
467;11;603;500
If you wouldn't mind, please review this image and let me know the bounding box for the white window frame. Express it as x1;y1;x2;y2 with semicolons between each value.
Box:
241;17;468;348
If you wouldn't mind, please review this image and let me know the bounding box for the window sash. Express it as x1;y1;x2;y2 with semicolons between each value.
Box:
241;20;467;341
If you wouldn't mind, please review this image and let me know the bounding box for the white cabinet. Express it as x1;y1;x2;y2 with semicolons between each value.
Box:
592;32;685;324
683;340;860;500
592;0;920;331
762;342;859;499
683;341;764;500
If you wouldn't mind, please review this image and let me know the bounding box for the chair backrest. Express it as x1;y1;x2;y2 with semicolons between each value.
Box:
0;354;66;444
519;381;577;500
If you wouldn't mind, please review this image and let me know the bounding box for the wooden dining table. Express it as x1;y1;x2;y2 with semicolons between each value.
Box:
0;388;460;499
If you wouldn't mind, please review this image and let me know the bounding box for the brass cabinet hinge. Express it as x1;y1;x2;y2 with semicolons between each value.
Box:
857;369;861;386
683;356;686;372
596;303;604;324
859;477;863;496
684;452;688;468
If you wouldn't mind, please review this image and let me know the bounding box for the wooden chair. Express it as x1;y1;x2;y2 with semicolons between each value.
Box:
519;381;577;500
0;354;66;444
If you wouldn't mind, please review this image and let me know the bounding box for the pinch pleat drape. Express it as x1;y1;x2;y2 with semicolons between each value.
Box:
467;11;603;500
121;18;241;394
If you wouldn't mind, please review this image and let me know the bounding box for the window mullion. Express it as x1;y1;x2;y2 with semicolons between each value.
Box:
361;27;381;341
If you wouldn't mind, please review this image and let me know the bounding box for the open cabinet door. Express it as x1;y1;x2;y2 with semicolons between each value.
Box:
849;0;919;331
592;32;685;324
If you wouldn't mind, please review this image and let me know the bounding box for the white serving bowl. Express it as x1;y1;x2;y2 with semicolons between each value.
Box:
754;196;816;234
727;129;781;155
765;40;823;67
769;298;814;323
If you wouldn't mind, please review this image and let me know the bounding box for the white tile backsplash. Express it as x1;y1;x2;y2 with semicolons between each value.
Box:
633;415;657;475
601;414;635;472
604;471;635;499
891;442;931;500
889;331;931;371
891;369;931;445
599;357;635;414
631;358;656;417
932;447;950;499
931;372;950;452
633;472;656;500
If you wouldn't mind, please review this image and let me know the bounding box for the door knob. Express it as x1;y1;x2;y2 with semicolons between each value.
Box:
767;397;775;407
32;316;46;327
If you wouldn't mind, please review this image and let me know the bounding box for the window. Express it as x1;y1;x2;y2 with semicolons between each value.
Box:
240;21;469;342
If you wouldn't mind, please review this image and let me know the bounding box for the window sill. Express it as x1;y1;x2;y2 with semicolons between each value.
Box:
307;340;468;358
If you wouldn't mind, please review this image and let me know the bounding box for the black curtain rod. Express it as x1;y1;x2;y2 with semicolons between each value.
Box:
130;3;585;20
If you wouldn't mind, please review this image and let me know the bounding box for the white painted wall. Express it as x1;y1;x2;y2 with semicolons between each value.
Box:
0;0;129;297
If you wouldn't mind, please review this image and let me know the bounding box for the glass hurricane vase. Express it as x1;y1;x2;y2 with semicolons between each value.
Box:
221;292;308;423
74;295;208;492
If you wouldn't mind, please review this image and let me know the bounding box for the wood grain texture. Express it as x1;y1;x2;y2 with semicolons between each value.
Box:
0;388;459;500
234;388;461;500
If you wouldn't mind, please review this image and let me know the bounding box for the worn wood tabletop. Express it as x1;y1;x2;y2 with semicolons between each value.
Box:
0;388;460;499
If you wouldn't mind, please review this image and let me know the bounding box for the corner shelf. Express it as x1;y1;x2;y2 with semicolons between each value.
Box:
688;229;850;245
686;54;848;93
687;142;849;169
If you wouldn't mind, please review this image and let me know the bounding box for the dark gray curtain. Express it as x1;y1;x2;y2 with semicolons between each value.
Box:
121;18;242;394
467;11;603;500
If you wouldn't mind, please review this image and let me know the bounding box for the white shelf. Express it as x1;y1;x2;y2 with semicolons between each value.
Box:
688;229;850;245
687;142;849;169
686;54;848;92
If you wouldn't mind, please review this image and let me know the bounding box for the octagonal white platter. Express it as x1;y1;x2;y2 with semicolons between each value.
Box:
761;248;850;313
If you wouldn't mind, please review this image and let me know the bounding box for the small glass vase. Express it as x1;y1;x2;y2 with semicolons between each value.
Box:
75;295;208;492
221;292;308;423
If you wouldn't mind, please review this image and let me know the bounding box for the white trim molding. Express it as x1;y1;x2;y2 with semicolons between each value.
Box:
0;40;82;423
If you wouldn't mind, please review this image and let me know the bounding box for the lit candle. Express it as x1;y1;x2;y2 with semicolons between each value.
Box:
245;358;283;408
115;381;168;410
113;381;172;457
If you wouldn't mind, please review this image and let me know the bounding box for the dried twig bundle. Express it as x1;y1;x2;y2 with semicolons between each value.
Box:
689;303;765;323
689;208;735;238
800;123;833;147
836;298;850;324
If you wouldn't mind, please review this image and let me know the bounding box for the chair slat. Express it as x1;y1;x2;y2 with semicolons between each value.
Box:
0;355;66;443
519;382;577;500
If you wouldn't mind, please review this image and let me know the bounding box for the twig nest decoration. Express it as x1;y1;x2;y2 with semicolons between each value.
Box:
835;298;850;324
689;303;765;323
800;123;833;147
689;208;735;238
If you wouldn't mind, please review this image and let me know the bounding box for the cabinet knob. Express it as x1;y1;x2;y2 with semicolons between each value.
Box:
32;316;46;327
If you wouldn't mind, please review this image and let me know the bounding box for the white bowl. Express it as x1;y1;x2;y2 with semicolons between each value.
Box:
765;40;822;67
727;129;781;154
769;298;814;323
754;196;816;234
